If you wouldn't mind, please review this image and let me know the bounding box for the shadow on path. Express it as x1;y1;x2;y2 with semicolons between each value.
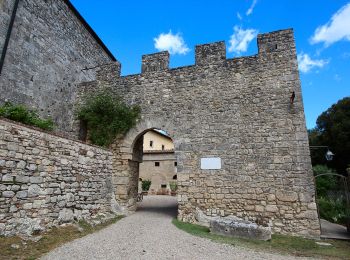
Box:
136;195;178;218
320;219;350;240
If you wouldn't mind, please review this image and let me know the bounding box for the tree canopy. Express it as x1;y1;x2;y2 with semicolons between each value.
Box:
308;97;350;174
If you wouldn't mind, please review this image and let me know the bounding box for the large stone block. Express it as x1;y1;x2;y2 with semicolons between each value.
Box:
210;217;271;241
58;208;74;223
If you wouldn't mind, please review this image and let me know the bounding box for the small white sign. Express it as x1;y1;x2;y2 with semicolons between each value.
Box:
201;157;221;170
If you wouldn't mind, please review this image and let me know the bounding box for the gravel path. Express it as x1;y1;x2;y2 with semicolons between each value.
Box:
42;196;304;260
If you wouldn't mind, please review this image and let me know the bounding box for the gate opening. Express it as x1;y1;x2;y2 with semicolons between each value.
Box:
133;129;178;216
315;172;350;239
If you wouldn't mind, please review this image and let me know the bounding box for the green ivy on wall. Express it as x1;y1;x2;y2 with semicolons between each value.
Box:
76;89;140;147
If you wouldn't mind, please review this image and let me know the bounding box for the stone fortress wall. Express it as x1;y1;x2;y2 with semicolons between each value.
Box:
0;119;115;236
0;0;115;136
92;29;321;238
0;0;320;239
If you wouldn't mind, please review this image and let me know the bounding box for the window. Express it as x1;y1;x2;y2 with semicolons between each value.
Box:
155;162;160;167
150;141;153;147
162;145;165;150
161;184;167;188
173;175;177;180
174;162;177;167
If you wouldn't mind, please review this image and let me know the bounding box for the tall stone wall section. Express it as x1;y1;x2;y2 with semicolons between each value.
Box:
0;0;15;57
0;119;115;236
0;0;115;136
93;29;320;238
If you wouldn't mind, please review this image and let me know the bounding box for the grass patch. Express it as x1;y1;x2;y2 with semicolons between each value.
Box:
0;216;123;260
172;219;350;259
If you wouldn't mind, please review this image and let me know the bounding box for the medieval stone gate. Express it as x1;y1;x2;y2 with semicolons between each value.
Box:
0;0;321;238
79;29;321;238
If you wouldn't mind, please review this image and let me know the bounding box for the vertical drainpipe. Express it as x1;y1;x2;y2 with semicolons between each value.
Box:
0;0;21;76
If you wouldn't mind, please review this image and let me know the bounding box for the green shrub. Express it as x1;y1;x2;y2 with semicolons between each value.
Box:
318;197;348;224
142;180;151;191
77;89;140;147
0;102;54;131
169;181;178;192
313;165;338;197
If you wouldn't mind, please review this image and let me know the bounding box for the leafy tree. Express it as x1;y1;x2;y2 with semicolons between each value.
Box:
77;89;140;147
309;97;350;174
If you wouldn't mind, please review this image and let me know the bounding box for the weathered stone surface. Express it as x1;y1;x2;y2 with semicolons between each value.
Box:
210;217;271;241
2;191;15;198
97;29;320;238
0;0;320;239
0;0;115;135
28;185;42;197
58;208;74;223
0;120;115;236
276;190;298;202
16;191;28;199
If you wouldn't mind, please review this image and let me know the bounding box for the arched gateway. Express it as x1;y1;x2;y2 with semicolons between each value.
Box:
79;29;320;238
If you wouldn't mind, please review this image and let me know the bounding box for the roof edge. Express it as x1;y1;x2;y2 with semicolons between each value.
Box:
63;0;117;62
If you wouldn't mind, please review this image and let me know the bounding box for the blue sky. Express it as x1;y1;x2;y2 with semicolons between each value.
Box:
70;0;349;129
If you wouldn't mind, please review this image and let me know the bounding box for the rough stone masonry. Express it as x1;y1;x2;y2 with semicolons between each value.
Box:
86;29;320;238
0;119;115;236
0;0;320;239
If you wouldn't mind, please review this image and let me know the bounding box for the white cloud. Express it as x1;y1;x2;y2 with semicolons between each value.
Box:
154;31;189;55
297;53;328;73
228;26;258;54
310;3;350;46
237;12;242;20
246;0;258;16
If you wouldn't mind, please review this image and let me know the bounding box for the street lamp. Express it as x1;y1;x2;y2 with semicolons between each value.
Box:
309;146;335;161
325;149;335;161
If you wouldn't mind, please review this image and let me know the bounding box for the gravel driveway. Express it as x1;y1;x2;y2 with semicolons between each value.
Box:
42;196;303;260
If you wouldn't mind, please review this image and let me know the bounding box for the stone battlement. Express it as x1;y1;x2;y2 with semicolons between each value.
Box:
98;28;295;78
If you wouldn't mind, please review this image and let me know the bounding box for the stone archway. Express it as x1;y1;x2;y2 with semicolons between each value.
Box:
110;118;179;214
83;29;322;238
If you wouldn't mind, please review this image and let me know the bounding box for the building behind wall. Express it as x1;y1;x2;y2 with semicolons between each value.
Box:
139;130;177;194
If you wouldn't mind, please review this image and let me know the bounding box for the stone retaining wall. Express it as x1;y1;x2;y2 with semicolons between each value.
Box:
0;119;115;236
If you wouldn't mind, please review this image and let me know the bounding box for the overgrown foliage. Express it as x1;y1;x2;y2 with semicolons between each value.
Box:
77;90;140;147
308;96;350;173
0;102;54;131
313;165;349;224
142;180;152;191
169;181;178;192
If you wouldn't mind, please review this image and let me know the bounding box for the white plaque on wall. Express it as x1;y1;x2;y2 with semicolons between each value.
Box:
201;157;221;170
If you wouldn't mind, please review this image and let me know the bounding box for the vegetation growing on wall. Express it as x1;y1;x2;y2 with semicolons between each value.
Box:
0;102;54;131
77;89;140;147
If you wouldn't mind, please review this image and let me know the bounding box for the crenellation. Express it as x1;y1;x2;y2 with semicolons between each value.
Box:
195;41;226;66
257;28;295;55
142;51;169;73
